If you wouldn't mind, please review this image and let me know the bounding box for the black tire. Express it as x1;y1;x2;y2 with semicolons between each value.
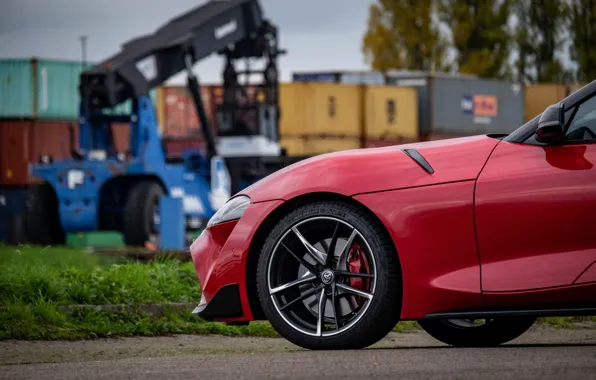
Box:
123;181;164;246
418;317;537;347
24;183;65;245
256;200;401;350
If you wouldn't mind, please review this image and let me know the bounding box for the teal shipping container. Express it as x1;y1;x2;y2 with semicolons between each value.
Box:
0;58;156;120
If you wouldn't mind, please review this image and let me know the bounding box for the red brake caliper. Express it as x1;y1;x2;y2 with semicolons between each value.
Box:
346;243;371;307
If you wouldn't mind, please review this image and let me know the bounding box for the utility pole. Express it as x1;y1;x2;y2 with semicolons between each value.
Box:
80;35;88;67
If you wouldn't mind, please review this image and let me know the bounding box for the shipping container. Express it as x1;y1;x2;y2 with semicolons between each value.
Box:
388;73;525;136
279;83;363;138
157;84;269;137
365;138;419;148
0;120;130;185
279;136;306;156
364;86;418;140
524;84;569;122
292;70;386;85
279;83;308;136
0;58;157;120
301;137;361;155
160;86;211;136
0;186;30;244
280;136;361;156
568;83;587;95
162;135;205;158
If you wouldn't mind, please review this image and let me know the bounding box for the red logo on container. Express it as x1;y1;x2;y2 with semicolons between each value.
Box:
473;95;498;117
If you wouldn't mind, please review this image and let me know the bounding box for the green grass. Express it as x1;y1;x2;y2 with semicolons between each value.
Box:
0;245;202;306
1;244;595;341
0;244;269;340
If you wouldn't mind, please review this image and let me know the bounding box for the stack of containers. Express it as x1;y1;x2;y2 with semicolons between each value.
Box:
0;57;157;243
291;70;526;146
386;71;525;140
284;71;420;153
155;83;268;156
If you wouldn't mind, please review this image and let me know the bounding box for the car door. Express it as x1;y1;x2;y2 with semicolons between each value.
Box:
474;91;596;308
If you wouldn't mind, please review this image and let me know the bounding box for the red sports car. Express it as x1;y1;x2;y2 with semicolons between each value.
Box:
190;81;596;350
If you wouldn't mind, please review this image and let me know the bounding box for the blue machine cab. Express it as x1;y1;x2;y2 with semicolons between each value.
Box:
24;0;307;247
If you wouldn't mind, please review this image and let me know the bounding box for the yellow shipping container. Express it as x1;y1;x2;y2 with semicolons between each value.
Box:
279;83;308;136
280;136;362;156
302;137;361;156
364;86;418;140
279;136;306;156
524;84;569;122
306;83;362;137
568;83;587;94
279;83;363;138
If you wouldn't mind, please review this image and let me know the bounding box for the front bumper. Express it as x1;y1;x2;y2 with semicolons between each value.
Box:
191;283;244;319
189;199;284;322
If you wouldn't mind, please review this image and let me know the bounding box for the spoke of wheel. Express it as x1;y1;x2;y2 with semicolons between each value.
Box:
331;283;340;331
336;283;373;300
270;274;317;295
336;271;374;279
316;288;327;336
335;228;358;270
281;242;318;274
292;226;327;266
279;284;325;311
323;222;339;267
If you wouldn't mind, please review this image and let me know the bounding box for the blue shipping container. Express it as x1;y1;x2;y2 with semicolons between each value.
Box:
0;187;30;244
292;71;386;85
0;58;157;120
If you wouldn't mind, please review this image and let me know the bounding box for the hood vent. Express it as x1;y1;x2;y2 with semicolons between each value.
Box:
402;149;434;174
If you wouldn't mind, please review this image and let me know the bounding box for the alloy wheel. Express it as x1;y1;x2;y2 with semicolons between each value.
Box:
266;216;377;337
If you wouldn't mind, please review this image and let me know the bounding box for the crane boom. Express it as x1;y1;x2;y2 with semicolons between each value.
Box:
79;0;271;109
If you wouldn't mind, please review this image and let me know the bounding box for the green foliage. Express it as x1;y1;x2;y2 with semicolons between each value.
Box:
362;0;591;83
437;0;514;79
362;0;450;72
514;0;571;83
567;0;596;82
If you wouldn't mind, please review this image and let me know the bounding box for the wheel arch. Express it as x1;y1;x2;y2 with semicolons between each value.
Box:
244;191;403;321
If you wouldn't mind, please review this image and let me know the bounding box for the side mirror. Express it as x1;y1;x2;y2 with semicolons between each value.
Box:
536;103;566;143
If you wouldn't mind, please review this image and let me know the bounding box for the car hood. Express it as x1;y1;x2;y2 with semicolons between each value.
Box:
238;135;501;203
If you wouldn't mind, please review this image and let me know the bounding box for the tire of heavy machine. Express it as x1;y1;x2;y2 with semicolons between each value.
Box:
24;183;65;245
417;317;537;347
123;181;165;246
256;200;402;350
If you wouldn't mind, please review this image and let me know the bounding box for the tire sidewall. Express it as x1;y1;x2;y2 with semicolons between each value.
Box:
256;201;401;350
418;317;537;347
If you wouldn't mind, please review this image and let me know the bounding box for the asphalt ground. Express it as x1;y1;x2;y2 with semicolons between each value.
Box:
1;323;595;380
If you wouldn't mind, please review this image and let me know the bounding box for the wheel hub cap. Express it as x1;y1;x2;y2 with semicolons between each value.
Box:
320;269;335;285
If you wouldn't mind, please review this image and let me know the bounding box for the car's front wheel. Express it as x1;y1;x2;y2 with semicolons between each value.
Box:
418;317;537;347
256;200;401;350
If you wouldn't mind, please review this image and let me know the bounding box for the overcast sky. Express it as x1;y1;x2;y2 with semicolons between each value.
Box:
0;0;376;84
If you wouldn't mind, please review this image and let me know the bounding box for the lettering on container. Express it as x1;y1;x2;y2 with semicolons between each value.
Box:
40;67;48;111
461;95;498;117
215;19;238;40
328;96;336;118
386;99;396;124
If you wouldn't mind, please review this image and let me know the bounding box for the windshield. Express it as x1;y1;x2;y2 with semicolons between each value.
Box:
502;114;540;143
